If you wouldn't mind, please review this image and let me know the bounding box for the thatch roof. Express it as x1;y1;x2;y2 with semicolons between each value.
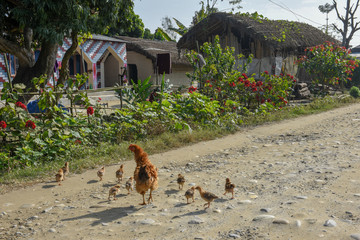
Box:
114;36;190;66
177;12;338;52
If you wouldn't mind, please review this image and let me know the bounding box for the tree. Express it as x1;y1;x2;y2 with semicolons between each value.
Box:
332;0;360;48
0;0;132;92
158;0;242;41
108;12;145;38
161;16;179;41
318;3;335;35
143;28;154;40
153;29;165;41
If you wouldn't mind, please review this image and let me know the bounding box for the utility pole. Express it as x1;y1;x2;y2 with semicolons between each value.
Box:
319;3;335;35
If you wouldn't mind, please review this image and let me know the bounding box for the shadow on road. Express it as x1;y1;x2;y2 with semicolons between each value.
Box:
87;180;98;184
62;206;139;226
164;189;179;195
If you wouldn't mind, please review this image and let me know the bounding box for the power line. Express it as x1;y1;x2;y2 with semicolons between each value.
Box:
267;0;323;26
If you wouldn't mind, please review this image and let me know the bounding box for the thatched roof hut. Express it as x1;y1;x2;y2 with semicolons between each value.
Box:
115;36;190;66
177;12;338;57
177;12;339;80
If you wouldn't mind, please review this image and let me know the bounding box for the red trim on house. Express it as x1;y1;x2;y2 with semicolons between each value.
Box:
91;41;106;59
85;40;97;53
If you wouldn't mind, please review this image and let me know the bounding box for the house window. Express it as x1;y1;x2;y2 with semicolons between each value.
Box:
128;64;138;83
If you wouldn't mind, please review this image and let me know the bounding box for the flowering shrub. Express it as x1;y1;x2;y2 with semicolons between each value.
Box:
297;41;359;88
0;120;6;129
87;106;94;116
25;120;36;129
186;36;295;111
0;76;94;170
15;101;27;110
188;86;197;93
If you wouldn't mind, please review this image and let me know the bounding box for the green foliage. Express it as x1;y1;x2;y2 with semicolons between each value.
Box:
0;74;96;171
143;28;154;39
115;76;153;104
186;35;250;88
109;13;145;38
349;86;360;98
156;28;174;41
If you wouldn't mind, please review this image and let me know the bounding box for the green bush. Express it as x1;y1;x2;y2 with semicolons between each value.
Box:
349;86;360;98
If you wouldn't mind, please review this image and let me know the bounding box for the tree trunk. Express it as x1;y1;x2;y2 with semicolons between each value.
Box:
58;31;79;86
12;41;58;101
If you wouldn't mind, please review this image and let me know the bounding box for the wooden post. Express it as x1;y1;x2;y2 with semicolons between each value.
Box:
3;53;13;92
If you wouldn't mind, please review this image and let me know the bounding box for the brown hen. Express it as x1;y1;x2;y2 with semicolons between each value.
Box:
116;164;124;183
125;177;134;194
55;169;64;186
223;178;236;199
129;144;158;205
61;162;69;180
97;166;105;181
177;174;186;190
195;186;218;209
185;186;195;204
108;185;121;201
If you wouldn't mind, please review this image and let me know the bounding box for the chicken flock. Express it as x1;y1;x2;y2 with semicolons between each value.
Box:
56;144;236;209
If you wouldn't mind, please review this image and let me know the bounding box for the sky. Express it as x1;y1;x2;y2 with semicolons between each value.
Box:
134;0;360;47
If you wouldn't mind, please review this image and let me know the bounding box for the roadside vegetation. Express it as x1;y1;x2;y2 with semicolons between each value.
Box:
0;37;359;188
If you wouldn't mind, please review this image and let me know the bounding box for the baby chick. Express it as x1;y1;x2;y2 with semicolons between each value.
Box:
97;166;105;181
116;164;124;183
224;178;236;199
195;186;219;209
55;168;64;185
61;162;69;180
177;174;186;190
185;186;195;204
125;177;134;194
108;185;121;201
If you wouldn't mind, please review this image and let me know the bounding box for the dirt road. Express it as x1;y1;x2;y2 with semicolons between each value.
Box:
1;103;360;240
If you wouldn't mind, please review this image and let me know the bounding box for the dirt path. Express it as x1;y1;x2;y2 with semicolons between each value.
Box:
1;104;360;240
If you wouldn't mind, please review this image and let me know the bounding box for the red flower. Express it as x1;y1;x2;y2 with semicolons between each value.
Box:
0;120;6;129
242;73;248;79
261;99;265;104
25;120;36;129
74;139;82;144
98;97;102;102
208;84;213;87
87;106;94;116
229;82;236;87
188;86;197;93
206;80;210;83
264;71;269;75
16;101;27;110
